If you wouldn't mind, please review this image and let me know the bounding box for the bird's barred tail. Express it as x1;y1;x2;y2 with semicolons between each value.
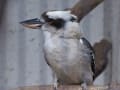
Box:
93;39;112;80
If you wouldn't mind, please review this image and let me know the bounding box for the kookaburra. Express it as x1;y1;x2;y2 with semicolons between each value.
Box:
20;10;95;90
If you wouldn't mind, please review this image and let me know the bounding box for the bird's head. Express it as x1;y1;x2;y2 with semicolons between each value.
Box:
20;10;81;39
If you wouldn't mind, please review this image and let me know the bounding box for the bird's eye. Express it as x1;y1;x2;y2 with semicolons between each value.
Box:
70;17;77;22
48;19;65;29
42;12;51;22
42;12;65;29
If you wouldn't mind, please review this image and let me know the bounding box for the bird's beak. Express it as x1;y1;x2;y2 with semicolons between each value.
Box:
20;18;45;29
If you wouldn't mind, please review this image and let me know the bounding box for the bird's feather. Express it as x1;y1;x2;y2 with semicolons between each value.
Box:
80;37;95;78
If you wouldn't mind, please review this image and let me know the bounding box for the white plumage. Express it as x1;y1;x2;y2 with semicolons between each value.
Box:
46;10;77;20
21;10;95;90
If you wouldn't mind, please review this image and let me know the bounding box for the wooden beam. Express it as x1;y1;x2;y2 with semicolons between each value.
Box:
71;0;104;22
11;85;120;90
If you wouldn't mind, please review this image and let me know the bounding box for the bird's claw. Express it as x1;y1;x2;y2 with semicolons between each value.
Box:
53;79;58;90
53;87;57;90
81;83;88;90
53;83;58;90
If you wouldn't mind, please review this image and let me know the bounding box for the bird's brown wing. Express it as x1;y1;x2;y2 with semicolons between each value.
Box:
93;39;112;80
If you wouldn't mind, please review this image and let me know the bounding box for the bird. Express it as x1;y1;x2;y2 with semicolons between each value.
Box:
20;10;96;90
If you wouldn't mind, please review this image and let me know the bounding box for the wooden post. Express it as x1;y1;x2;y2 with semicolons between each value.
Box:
71;0;104;22
11;85;120;90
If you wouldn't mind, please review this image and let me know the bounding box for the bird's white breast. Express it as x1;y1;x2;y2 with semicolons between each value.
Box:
43;31;93;84
43;31;81;64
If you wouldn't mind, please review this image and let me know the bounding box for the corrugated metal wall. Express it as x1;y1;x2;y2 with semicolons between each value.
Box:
0;0;120;90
